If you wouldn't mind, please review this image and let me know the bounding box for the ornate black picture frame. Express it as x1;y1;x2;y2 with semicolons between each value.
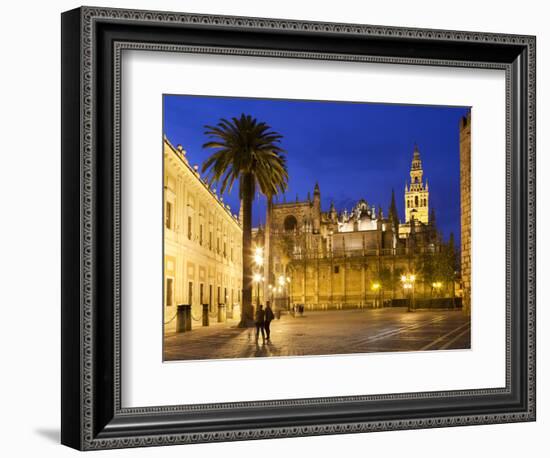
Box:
61;6;536;450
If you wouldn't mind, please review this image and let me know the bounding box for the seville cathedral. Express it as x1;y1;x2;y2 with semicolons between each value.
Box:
260;144;455;310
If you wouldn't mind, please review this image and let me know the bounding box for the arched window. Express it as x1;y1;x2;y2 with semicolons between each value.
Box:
284;215;298;232
415;196;418;206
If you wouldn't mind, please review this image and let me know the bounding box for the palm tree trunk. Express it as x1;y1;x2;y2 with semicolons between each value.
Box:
239;173;254;327
263;196;272;305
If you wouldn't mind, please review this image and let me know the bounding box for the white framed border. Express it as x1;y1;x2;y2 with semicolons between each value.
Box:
121;50;506;408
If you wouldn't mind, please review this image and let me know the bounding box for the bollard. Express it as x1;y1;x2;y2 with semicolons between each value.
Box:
176;304;192;333
232;303;241;322
202;304;209;327
217;303;226;323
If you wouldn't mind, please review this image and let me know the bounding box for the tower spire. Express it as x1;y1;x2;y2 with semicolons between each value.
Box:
389;188;399;232
404;143;429;224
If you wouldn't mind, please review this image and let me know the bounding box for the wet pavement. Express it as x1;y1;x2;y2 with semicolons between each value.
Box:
163;307;471;361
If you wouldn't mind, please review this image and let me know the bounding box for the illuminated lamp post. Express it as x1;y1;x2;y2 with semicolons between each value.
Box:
401;274;416;312
252;247;264;307
253;273;262;308
432;281;443;296
371;282;381;307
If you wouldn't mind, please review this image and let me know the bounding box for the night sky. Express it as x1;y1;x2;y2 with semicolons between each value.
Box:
163;95;470;244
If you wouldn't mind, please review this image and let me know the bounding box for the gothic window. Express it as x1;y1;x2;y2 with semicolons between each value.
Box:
415;196;419;206
284;215;298;232
187;216;192;239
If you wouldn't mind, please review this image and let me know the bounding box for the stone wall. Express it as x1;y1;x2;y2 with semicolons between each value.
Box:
460;113;472;315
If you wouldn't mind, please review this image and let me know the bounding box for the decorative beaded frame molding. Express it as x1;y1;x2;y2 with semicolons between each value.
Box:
61;6;536;451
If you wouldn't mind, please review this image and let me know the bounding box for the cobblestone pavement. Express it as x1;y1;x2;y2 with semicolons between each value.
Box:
163;307;471;361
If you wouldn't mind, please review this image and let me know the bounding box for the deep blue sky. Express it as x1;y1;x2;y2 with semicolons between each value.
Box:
164;95;470;244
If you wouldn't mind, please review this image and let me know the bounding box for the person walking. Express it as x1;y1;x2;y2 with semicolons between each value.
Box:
254;304;266;343
264;301;275;341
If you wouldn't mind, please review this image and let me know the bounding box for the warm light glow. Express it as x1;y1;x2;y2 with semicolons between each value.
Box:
432;281;442;289
253;273;262;283
371;282;381;291
401;275;407;282
286;276;290;283
278;275;286;286
253;247;264;266
410;274;416;282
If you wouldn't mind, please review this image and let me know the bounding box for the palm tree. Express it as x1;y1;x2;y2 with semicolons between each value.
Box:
202;114;288;326
263;195;273;305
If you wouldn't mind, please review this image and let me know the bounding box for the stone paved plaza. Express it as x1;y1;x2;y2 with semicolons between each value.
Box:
163;307;470;361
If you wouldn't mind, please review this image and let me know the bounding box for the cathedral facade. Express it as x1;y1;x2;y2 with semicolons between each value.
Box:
265;146;451;310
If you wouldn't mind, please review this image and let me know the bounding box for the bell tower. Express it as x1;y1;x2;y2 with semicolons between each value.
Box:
405;144;429;224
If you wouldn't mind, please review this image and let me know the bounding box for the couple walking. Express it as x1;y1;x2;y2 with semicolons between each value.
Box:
254;301;275;343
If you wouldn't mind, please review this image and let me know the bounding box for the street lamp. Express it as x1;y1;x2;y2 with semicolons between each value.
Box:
252;247;264;308
253;246;264;267
253;272;262;307
371;282;381;308
276;275;288;310
401;273;416;312
432;281;442;297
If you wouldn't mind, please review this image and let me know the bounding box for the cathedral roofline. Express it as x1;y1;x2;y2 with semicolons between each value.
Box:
273;200;312;208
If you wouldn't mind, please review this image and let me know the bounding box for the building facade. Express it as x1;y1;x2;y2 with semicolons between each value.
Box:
164;137;243;333
460;113;472;315
263;145;452;310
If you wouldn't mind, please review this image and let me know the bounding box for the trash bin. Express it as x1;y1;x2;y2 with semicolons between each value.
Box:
217;303;226;323
202;304;209;327
176;304;192;333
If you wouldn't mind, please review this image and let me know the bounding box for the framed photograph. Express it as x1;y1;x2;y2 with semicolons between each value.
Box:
61;6;536;450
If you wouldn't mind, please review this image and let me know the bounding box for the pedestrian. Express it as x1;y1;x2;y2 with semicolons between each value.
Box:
264;301;275;341
254;304;266;343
